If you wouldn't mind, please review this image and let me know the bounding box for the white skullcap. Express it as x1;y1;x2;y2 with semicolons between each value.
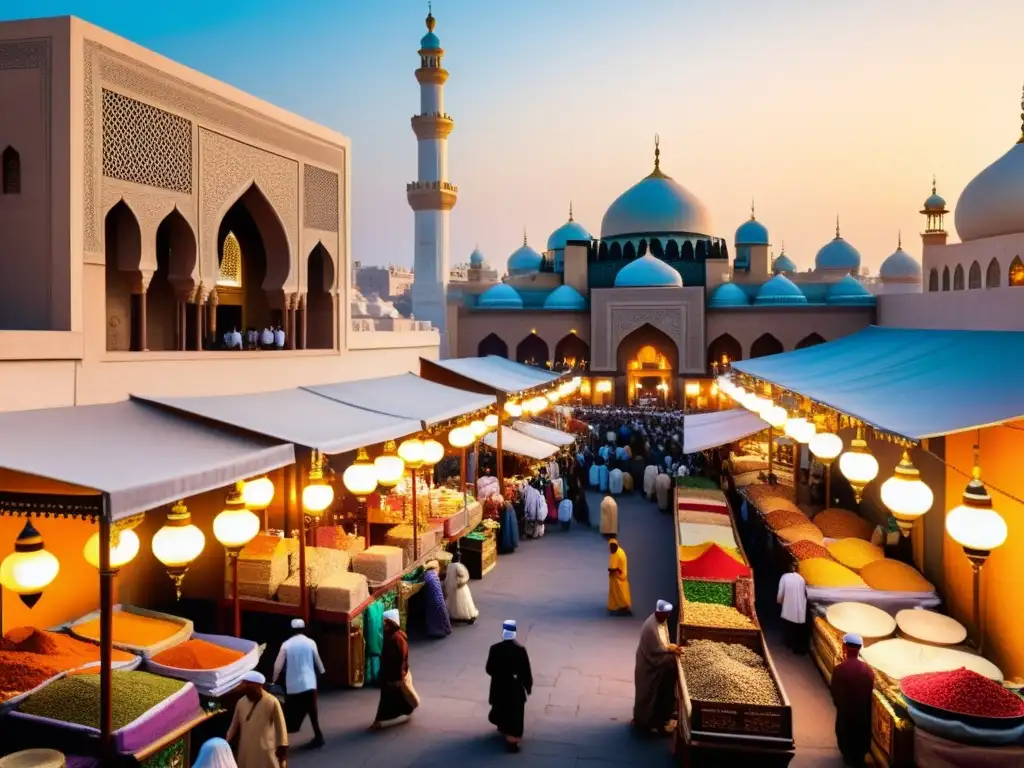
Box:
242;671;266;685
383;609;400;624
843;633;864;647
291;619;305;630
502;619;517;641
656;600;673;613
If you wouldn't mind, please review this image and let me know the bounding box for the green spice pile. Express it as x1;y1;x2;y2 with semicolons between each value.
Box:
19;670;185;730
683;579;733;606
680;640;781;706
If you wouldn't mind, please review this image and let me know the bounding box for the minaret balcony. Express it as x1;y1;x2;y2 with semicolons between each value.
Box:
415;67;449;86
411;113;455;140
407;181;458;212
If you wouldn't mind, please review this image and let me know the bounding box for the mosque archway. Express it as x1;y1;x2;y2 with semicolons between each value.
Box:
598;242;608;261
623;242;636;261
609;242;621;261
516;333;549;367
148;209;197;351
478;333;508;358
968;261;982;289
928;268;939;292
1010;256;1024;287
711;241;723;260
665;239;679;260
796;332;826;349
953;264;965;290
706;333;742;372
554;333;589;371
616;324;679;406
695;241;707;260
306;242;336;350
941;266;950;291
104;200;143;352
986;258;1001;288
2;146;20;194
750;333;783;359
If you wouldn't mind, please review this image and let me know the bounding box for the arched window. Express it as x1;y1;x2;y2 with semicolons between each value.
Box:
217;232;242;287
609;242;621;261
941;266;950;291
665;239;679;260
695;240;707;260
623;241;636;261
750;333;783;359
477;333;508;358
796;333;826;349
681;241;694;261
597;241;608;261
928;268;939;292
1;146;20;194
515;333;549;367
649;238;663;258
706;333;742;372
986;258;1001;288
952;264;964;290
1010;256;1024;287
637;239;648;257
968;261;982;289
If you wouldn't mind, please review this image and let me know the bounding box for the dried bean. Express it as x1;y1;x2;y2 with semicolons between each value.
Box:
680;640;781;706
683;602;756;629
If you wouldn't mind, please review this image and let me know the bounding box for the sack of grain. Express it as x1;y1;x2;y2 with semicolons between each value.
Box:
316;571;371;614
353;546;405;584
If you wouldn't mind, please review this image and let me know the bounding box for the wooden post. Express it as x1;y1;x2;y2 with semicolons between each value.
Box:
231;553;241;637
294;460;309;623
288;294;297;350
299;295;308;350
767;427;774;484
99;497;114;762
411;467;419;561
460;447;467;494
496;393;506;490
139;291;148;351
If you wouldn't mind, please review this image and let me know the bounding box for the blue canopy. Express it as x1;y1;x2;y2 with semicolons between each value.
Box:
731;326;1024;440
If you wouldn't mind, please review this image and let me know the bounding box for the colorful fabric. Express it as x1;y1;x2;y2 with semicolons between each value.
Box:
364;600;384;686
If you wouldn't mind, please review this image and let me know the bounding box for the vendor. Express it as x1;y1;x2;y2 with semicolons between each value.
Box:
226;671;288;768
830;633;873;767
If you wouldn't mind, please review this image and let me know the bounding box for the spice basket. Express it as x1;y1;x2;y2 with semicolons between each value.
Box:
143;633;259;696
65;604;193;659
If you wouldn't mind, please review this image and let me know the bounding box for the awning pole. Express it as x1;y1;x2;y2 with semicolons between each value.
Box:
496;394;506;491
293;460;309;624
767;428;774;484
460;446;467;495
99;495;114;762
411;467;419;562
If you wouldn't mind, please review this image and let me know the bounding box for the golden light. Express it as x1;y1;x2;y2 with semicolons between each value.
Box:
398;436;426;469
448;426;475;448
838;428;879;503
1;521;60;607
784;416;809;441
809;432;843;464
711;384;719;397
374;440;406;489
303;450;336;515
484;413;499;429
214;482;261;552
422;437;445;466
471;419;488;437
504;401;523;418
241;475;275;511
748;394;769;414
546;391;560;403
790;418;817;444
684;382;700;397
571;376;582;389
946;463;1008;558
152;501;206;598
342;446;379;498
763;405;788;429
83;528;141;572
595;381;612;394
880;450;934;536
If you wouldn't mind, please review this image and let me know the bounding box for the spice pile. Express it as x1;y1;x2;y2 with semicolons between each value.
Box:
680;640;781;706
681;544;752;580
776;523;825;545
73;612;182;647
679;543;744;564
787;540;833;562
150;638;243;670
813;508;874;540
683;579;734;606
827;539;885;571
798;558;867;588
902;668;1024;719
860;559;934;592
744;484;791;505
765;508;809;531
683;602;757;630
19;670;186;730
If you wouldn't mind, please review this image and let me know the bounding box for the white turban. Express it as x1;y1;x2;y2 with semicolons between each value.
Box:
242;671;265;685
383;609;400;625
502;619;517;640
291;619;305;630
656;600;673;613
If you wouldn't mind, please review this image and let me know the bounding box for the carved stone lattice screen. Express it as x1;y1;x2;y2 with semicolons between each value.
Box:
101;89;193;194
303;164;339;232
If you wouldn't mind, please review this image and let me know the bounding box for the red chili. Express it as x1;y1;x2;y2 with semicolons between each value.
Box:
902;668;1024;718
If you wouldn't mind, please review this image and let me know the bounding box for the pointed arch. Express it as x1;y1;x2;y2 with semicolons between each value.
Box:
617;324;679;405
986;258;1001;288
941;265;950;291
515;332;549;367
796;332;826;349
623;241;636;261
681;240;695;261
609;242;621;261
306;242;336;349
750;333;783;359
711;241;722;260
217;182;291;293
104;200;143;351
665;239;679;260
2;146;20;194
637;239;648;257
968;261;982;289
695;240;707;261
706;333;742;372
597;241;608;261
554;333;589;371
928;268;939;292
148;209;197;351
1010;256;1024;287
478;333;508;358
649;238;663;258
953;263;965;290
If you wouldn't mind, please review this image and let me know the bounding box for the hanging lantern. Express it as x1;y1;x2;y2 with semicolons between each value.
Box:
422;437;445;466
0;521;60;608
504;401;523;418
448;426;475;449
470;420;488;438
152;501;206;599
810;432;843;465
784;417;808;441
838;427;879;503
83;528;141;572
398;436;426;469
374;440;406;489
880;450;934;536
791;418;817;444
546;391;560;403
303;450;336;515
763;405;788;429
342;446;379;499
531;396;549;413
241;475;275;511
945;458;1008;564
214;481;261;552
484;413;499;429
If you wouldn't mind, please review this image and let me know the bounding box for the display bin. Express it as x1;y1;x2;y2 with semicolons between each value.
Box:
314;617;365;689
679;622;762;646
456;532;496;580
871;688;915;767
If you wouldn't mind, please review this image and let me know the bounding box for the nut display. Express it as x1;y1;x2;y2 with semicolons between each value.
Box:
683;601;757;629
679;640;782;706
683;579;734;606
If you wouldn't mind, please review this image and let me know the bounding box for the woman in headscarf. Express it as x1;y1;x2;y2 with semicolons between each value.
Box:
607;539;632;615
194;738;237;768
444;551;479;623
369;609;417;731
423;561;452;638
498;497;520;554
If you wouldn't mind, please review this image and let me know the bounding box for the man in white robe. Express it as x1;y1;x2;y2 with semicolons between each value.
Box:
633;600;680;735
227;672;288;768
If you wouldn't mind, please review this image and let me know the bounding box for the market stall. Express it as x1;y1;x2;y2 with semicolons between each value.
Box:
510;420;576;447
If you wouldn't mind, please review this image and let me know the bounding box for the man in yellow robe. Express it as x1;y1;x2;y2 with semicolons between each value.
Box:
227;672;288;768
607;538;632;615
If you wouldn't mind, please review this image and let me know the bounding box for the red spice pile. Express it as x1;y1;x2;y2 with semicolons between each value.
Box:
787;540;834;562
680;544;752;580
902;668;1024;719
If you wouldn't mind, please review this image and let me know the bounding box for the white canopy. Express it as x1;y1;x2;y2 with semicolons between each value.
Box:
304;373;495;425
511;421;576;447
683;409;767;454
483;426;559;461
134;388;421;455
0;400;295;521
424;355;561;394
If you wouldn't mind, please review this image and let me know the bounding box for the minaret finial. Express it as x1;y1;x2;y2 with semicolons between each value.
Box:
780;239;785;254
426;2;435;32
653;133;661;171
932;174;937;195
568;201;574;222
750;198;756;220
898;230;902;249
523;227;527;247
835;215;841;239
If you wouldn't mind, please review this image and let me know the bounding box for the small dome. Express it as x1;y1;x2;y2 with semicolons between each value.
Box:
469;247;485;268
708;282;750;308
507;236;544;275
826;275;875;305
478;283;523;309
815;219;862;273
735;205;769;245
420;31;440;49
547;206;592;251
754;274;807;306
543;284;587;310
772;251;797;275
879;239;921;282
955;142;1024;242
613;254;683;288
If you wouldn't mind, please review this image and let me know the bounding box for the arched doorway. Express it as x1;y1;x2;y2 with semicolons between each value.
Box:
516;333;549;367
987;258;1001;288
617;324;679;406
104;200;142;351
707;333;742;372
306;243;336;349
1010;256;1024;287
149;209;197;350
478;333;508;358
750;333;783;358
796;332;826;349
553;333;590;371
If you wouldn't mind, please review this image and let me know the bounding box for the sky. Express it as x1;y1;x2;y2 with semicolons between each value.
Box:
5;0;1024;273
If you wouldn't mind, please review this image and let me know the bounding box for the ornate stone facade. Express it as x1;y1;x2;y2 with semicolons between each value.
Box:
101;89;192;194
303;164;339;233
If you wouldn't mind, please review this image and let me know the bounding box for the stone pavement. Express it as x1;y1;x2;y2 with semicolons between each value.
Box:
288;489;846;767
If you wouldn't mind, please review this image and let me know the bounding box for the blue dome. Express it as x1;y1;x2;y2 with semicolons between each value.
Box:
613;254;683;288
507;240;543;275
815;222;862;273
754;274;808;305
543;284;587;310
708;282;750;308
735;217;769;246
923;192;946;210
879;245;921;282
826;275;875;305
420;31;440;50
469;247;484;268
547;219;591;251
478;283;523;309
772;252;797;274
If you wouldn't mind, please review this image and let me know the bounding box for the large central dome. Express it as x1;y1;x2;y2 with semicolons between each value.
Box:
600;138;712;239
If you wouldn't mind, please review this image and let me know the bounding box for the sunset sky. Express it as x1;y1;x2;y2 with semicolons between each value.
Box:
6;0;1024;273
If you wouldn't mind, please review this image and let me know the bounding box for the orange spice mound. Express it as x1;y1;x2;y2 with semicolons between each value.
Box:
0;650;63;702
74;612;181;647
151;638;244;670
3;627;133;667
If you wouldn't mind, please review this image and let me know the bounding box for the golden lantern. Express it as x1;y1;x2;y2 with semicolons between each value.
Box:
303;450;335;515
484;413;499;430
763;405;788;429
342;446;379;499
684;382;700;398
152;500;206;599
0;521;60;608
595;380;612;395
422;437;445;466
470;420;488;438
448;426;475;449
546;391;560;403
880;451;934;536
241;475;275;511
374;440;406;490
398;436;426;469
504;401;523;418
810;431;844;504
838;427;879;503
214;482;261;552
83;528;141;572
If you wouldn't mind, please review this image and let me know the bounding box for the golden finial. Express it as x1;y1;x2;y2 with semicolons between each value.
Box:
426;2;436;32
932;174;937;195
750;198;756;220
523;227;528;246
647;133;666;179
780;239;785;254
835;215;841;239
568;201;574;222
897;230;902;249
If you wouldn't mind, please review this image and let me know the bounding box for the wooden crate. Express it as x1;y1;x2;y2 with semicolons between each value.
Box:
680;622;762;646
870;689;915;767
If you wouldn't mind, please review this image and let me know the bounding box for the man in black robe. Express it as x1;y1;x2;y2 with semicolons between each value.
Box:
486;619;533;752
831;633;874;766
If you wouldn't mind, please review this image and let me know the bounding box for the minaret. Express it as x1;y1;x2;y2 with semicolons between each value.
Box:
408;4;457;355
920;175;948;247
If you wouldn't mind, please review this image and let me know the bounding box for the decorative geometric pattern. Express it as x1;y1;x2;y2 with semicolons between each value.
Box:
101;89;192;194
303;164;339;232
218;231;242;287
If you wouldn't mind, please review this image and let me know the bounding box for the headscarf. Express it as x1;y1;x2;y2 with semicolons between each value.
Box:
194;738;237;768
383;608;400;625
502;619;517;641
